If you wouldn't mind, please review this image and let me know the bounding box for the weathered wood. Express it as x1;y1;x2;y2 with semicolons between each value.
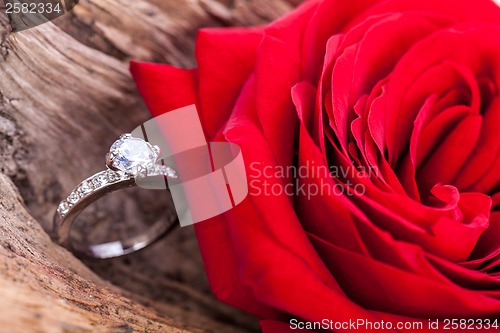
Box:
0;173;201;333
0;0;298;331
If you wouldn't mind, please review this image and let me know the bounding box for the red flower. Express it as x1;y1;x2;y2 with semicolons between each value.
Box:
131;0;500;331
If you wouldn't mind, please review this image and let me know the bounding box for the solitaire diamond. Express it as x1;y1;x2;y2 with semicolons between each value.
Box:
107;134;159;175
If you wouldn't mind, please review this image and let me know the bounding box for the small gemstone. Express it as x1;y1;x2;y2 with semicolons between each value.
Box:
92;173;107;188
109;136;158;175
91;178;101;188
151;165;177;178
79;181;93;195
164;167;177;178
106;171;119;182
68;192;80;204
58;201;69;216
121;172;132;180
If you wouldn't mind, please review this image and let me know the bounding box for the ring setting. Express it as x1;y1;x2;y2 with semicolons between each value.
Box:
53;133;178;258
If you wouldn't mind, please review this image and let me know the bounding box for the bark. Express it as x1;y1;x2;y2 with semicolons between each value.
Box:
0;0;298;331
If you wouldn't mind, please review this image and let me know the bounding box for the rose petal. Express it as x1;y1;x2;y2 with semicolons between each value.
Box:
130;61;197;115
384;27;500;166
348;0;500;31
310;233;500;318
454;97;500;193
417;114;482;196
196;27;264;139
253;0;319;170
302;0;381;81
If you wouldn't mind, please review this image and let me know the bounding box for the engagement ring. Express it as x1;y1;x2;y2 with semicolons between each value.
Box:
52;134;178;259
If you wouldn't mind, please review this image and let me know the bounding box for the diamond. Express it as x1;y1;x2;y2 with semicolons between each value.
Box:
57;201;69;216
92;173;107;188
151;165;177;178
79;181;93;195
107;135;159;175
68;192;80;204
163;166;177;179
106;171;119;182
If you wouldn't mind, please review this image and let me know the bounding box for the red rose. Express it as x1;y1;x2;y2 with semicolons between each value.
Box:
131;0;500;331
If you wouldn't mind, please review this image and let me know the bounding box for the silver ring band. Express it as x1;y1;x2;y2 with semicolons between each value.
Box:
52;134;178;259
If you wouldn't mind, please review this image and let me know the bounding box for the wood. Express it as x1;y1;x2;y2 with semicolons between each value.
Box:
0;0;299;331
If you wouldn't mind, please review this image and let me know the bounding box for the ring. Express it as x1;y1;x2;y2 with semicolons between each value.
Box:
52;133;178;259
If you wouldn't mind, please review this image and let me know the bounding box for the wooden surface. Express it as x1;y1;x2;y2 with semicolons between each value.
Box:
0;0;299;332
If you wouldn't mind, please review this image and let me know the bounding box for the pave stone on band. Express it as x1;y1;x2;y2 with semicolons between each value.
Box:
53;133;178;259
